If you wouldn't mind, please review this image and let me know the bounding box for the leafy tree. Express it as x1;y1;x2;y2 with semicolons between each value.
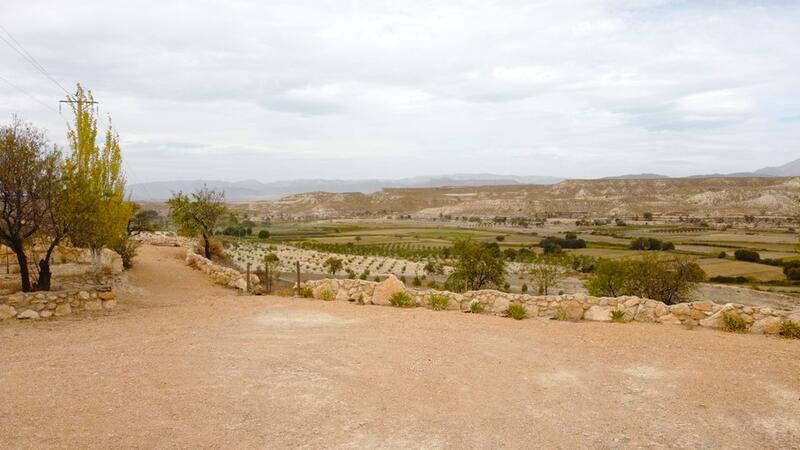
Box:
527;255;568;295
0;117;64;291
734;249;760;262
324;257;343;276
63;85;133;273
587;255;705;304
444;238;506;292
257;229;270;239
167;186;229;259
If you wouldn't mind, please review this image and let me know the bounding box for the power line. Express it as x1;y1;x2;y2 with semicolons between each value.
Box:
0;72;61;116
0;22;71;96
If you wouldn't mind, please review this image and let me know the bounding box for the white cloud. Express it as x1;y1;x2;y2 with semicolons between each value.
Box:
0;0;798;181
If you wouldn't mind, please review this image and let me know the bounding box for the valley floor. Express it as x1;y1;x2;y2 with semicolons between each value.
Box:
1;246;798;449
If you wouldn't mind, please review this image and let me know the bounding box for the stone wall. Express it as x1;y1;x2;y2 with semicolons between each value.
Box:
0;288;117;321
185;251;259;292
305;276;800;336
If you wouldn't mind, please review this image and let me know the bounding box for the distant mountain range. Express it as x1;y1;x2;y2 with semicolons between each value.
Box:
128;158;800;201
128;174;563;201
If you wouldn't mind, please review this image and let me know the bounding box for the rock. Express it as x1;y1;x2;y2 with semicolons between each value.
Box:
699;309;729;329
692;300;714;312
84;300;103;311
634;305;657;323
623;297;640;307
787;313;800;324
669;303;691;316
98;291;115;300
40;310;53;318
584;305;612;322
78;291;91;301
371;275;406;306
0;304;17;320
750;316;784;335
657;314;683;325
17;309;40;320
563;300;584;321
102;300;116;310
654;303;668;317
54;303;72;316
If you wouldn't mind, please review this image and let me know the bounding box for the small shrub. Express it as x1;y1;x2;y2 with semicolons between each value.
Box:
718;251;727;259
734;249;760;262
521;283;528;294
319;288;334;301
611;309;625;323
554;307;568;321
374;276;381;282
427;293;451;311
779;320;800;339
389;291;414;308
558;289;565;295
412;276;422;287
506;303;527;320
427;280;439;289
721;311;747;333
469;302;484;314
300;286;314;298
357;294;365;305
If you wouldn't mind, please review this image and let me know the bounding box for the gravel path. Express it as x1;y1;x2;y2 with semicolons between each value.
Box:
1;245;798;449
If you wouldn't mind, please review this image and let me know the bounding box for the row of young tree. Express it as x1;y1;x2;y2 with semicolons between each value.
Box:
0;86;136;292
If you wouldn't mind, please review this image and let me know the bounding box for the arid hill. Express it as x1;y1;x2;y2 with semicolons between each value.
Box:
236;177;800;219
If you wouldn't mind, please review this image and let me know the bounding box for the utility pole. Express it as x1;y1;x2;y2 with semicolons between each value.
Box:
295;261;301;297
58;98;98;114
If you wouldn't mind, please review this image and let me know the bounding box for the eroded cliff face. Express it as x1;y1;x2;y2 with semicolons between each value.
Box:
234;177;800;219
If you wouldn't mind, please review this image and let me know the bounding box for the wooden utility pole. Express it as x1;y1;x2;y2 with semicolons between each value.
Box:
246;262;251;294
295;261;301;297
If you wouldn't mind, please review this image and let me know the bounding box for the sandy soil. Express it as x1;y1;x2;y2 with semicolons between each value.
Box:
1;245;799;449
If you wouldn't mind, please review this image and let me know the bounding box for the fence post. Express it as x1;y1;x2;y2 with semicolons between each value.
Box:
246;262;251;294
295;261;301;297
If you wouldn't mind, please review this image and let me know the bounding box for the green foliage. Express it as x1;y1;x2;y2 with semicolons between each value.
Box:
412;276;422;287
389;291;414;308
469;302;485;314
357;294;365;305
427;293;451;311
779;321;800;339
444;238;506;292
319;288;334;301
64;85;133;253
257;230;270;239
587;255;704;305
168;187;229;259
611;310;626;323
300;286;314;298
718;251;727;259
540;236;586;253
629;237;674;251
528;255;568;296
554;307;568;321
521;283;528;293
506;303;527;320
110;234;139;269
323;257;343;276
734;249;760;262
721;312;747;333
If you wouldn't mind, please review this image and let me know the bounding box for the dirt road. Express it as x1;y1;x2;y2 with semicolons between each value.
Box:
1;245;798;449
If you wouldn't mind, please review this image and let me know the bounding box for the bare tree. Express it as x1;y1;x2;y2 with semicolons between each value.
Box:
0;117;64;291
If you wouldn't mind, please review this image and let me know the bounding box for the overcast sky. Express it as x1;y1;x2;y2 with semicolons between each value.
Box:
1;0;798;183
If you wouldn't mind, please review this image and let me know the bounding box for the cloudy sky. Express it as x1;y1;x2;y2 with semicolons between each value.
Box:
1;0;798;183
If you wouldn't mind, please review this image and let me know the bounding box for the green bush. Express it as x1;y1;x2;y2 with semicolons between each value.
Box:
389;291;414;308
734;249;760;262
779;320;800;339
300;286;314;298
319;288;334;301
257;230;270;239
506;303;527;320
357;294;365;305
469;302;484;314
427;293;451;311
611;310;625;323
721;312;747;333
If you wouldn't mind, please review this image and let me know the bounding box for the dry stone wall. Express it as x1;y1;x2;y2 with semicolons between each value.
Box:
185;251;260;292
306;275;800;336
0;288;117;321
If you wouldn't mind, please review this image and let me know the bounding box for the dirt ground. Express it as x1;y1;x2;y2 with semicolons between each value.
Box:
1;245;799;449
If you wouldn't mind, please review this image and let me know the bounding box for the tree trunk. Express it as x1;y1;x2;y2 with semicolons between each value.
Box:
11;240;32;292
36;239;60;292
202;233;211;259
